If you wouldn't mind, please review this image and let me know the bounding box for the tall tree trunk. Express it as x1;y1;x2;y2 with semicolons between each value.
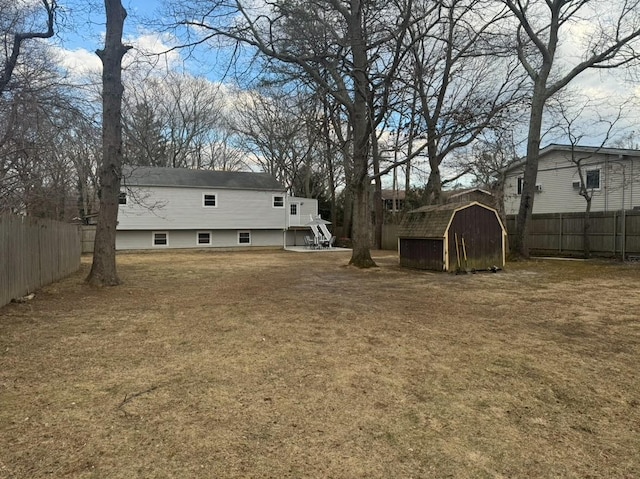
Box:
405;160;411;194
512;80;547;258
424;124;443;205
371;132;383;249
87;0;131;286
347;0;375;267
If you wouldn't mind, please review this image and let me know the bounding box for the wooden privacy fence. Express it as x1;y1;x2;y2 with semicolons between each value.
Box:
505;210;640;258
382;209;640;258
0;215;81;308
382;224;399;250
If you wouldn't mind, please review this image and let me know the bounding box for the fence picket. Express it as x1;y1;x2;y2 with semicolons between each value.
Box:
0;215;81;308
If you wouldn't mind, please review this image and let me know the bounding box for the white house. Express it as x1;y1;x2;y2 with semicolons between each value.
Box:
504;144;640;215
116;166;318;250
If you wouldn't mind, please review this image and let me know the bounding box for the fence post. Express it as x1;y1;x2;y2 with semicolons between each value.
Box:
613;211;617;256
622;209;626;261
559;213;563;253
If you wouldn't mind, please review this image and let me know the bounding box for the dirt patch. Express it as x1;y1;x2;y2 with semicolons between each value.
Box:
1;250;639;478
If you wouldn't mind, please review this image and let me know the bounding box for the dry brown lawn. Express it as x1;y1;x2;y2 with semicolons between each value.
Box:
1;249;639;478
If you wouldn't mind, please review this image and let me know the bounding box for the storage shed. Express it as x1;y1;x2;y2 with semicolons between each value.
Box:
398;201;506;272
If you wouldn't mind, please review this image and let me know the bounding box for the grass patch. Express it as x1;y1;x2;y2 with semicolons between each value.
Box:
1;250;639;478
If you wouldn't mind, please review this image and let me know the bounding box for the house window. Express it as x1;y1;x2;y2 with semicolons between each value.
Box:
203;194;217;207
119;192;127;205
586;169;601;189
197;232;211;245
238;231;251;244
290;203;298;215
153;232;168;246
517;177;524;195
273;196;285;208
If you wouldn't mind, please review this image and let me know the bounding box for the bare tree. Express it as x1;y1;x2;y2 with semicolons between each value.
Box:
398;0;525;204
229;86;323;192
0;41;95;220
166;0;421;267
87;0;132;286
557;100;625;258
504;0;640;257
465;129;522;221
0;0;56;96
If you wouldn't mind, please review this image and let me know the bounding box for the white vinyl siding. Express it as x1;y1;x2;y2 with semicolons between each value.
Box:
286;196;319;227
504;153;639;215
118;186;288;230
117;230;284;250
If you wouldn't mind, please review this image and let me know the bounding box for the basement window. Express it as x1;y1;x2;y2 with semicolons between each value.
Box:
197;232;212;245
238;231;251;245
153;232;168;247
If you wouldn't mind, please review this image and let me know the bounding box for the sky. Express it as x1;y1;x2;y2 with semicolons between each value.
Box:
48;0;640;186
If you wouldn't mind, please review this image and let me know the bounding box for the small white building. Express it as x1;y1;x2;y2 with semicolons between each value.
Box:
504;144;640;215
116;166;318;250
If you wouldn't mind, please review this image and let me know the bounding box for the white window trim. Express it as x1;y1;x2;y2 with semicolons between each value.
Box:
272;195;285;208
585;167;602;191
238;230;251;245
202;193;218;208
196;231;212;246
152;231;169;247
516;176;523;195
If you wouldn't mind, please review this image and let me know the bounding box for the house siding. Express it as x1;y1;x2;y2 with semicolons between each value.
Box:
116;229;284;250
505;152;640;215
118;186;287;230
287;196;319;227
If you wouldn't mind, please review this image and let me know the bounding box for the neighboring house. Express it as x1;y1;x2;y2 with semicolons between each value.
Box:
445;187;495;207
116;166;318;250
381;189;405;212
504;144;640;215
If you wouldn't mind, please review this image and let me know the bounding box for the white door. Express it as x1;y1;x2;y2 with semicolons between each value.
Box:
289;202;300;226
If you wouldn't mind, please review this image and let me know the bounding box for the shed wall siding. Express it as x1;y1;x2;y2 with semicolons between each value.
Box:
505;153;640;215
116;229;283;250
399;238;444;270
447;206;504;270
118;186;287;230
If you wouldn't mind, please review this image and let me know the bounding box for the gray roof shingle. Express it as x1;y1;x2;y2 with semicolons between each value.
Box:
122;166;285;191
398;203;459;238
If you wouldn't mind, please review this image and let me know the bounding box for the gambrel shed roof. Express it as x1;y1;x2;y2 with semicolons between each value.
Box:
398;203;467;238
122;166;285;191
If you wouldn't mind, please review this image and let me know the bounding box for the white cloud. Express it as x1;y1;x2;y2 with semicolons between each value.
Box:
54;46;102;79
